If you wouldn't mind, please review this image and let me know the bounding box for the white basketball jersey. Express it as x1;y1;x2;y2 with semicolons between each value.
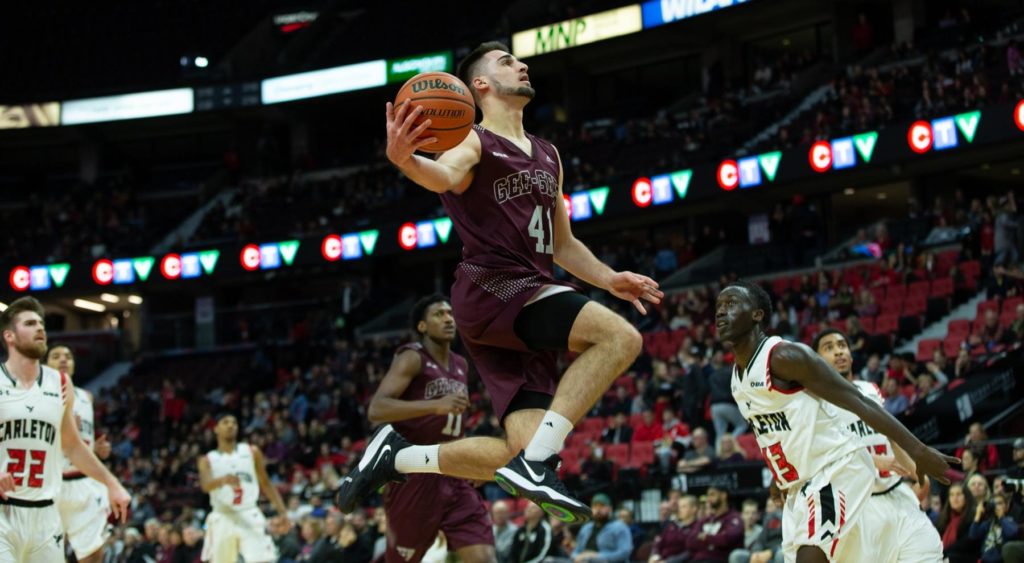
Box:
830;380;902;493
731;336;861;491
63;387;95;473
206;443;260;512
0;364;66;501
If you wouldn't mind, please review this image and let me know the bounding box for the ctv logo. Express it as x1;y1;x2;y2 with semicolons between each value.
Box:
717;152;781;191
399;218;453;251
159;250;220;280
10;264;70;292
92;257;155;286
240;240;300;271
631;170;692;207
322;230;379;261
809;132;877;173
568;187;610;220
1015;100;1024;131
907;111;980;154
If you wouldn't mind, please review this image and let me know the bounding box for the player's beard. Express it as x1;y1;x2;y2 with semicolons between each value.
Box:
14;338;46;360
495;80;535;100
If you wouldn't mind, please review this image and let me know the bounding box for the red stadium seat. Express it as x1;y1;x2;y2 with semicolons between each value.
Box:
736;433;759;460
580;417;605;435
960;260;981;280
875;315;899;335
604;444;629;469
904;296;927;316
629;414;645;428
628;441;656;466
870;287;887;306
887;285;907;302
908;281;930;299
916;339;941;362
860;317;876;334
931;278;953;298
1003;296;1023;314
977;300;1000;317
882;297;905;315
947;319;971;339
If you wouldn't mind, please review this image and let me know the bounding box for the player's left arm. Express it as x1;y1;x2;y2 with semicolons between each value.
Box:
768;341;959;484
251;445;288;521
61;380;131;521
83;389;112;460
549;150;663;314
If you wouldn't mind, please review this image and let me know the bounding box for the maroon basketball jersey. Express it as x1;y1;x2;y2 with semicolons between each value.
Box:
439;125;561;280
391;342;470;445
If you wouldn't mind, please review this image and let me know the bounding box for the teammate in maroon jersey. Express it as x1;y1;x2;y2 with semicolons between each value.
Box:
367;295;495;563
337;42;663;524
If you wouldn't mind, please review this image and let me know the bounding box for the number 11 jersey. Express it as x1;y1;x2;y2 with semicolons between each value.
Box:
730;336;861;491
392;343;470;444
0;365;66;502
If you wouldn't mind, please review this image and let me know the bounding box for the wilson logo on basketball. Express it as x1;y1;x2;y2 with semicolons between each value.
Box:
411;79;466;96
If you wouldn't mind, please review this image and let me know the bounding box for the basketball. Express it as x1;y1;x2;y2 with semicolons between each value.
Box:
394;71;476;153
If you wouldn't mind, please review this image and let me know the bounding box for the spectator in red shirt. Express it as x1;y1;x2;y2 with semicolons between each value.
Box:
954;423;1000;473
633;409;665;443
686;486;744;562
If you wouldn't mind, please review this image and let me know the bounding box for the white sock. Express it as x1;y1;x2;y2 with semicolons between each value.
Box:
524;411;573;461
394;444;441;474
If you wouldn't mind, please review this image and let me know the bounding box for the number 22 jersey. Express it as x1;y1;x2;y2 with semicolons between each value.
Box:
731;337;861;491
0;365;67;502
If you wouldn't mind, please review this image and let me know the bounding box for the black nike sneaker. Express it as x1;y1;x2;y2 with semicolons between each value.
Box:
494;450;592;524
335;424;409;513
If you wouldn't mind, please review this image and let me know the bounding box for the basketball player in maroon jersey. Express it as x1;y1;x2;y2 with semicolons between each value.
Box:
337;42;663;524
367;295;495;563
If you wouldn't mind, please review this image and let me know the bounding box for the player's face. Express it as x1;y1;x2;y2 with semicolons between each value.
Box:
481;51;535;100
420;301;456;343
215;416;239;441
816;333;852;377
46;345;75;377
715;287;761;343
4;311;47;360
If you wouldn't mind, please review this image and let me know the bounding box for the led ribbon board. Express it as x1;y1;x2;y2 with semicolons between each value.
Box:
716;152;781;191
92;257;155;286
240;241;300;271
907;111;980;154
641;0;749;29
9;264;70;292
512;5;643;58
809;132;878;173
160;250;220;280
322;231;379;261
398;219;453;251
630;170;692;207
567;187;610;220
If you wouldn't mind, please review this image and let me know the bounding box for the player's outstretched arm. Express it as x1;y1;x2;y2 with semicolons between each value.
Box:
252;445;288;522
61;387;131;521
549;153;663;314
768;341;959;484
368;350;467;424
385;102;481;193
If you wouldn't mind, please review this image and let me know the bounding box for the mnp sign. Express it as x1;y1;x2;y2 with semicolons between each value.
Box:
512;5;642;58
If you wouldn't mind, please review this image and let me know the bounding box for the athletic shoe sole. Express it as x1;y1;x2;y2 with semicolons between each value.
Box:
336;424;397;513
494;467;592;524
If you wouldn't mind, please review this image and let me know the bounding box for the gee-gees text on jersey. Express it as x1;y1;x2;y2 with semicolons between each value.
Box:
494;170;558;204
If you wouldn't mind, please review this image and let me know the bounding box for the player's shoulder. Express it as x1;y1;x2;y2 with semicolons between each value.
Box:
853;379;883;399
41;364;65;390
451;352;470;374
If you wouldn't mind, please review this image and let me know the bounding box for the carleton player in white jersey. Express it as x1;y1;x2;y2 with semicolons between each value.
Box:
0;297;130;562
46;344;114;563
198;413;289;563
813;329;943;563
716;282;956;563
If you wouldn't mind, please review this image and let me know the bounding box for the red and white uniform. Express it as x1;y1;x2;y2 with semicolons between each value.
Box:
201;443;276;563
730;336;875;562
58;386;112;560
0;365;67;562
833;380;943;562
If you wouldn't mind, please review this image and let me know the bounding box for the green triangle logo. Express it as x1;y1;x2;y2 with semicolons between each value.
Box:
277;240;300;266
758;152;782;181
853;132;878;162
132;257;154;281
432;218;453;243
669;170;692;199
588;187;609;215
199;250;220;274
48;264;70;288
359;230;379;255
955;111;980;143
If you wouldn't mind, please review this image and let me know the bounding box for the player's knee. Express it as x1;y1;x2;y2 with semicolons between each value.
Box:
619;323;642;360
